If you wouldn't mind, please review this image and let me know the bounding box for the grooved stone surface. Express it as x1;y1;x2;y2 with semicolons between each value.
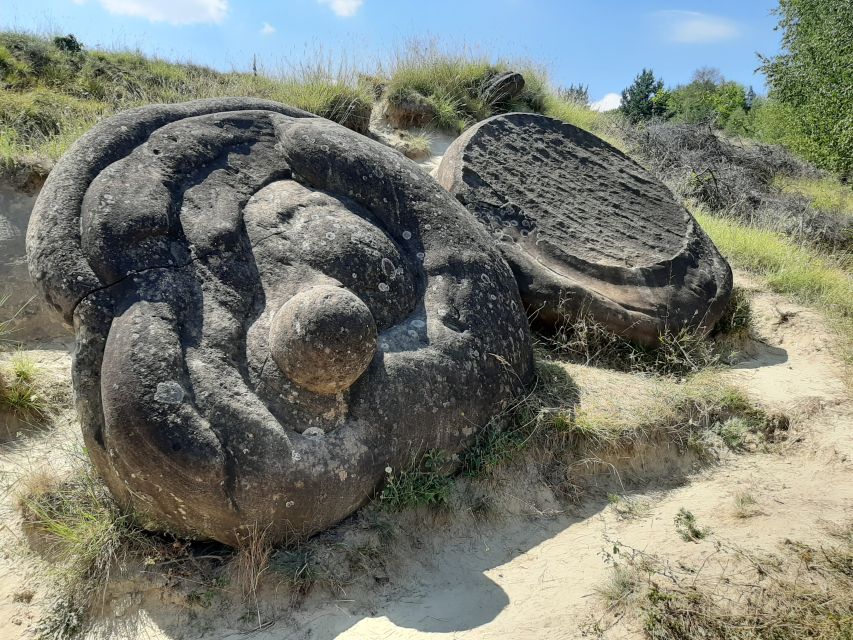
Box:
436;113;733;344
26;99;534;545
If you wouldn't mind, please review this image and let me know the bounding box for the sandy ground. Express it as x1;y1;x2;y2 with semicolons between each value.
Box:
277;280;853;640
1;271;849;640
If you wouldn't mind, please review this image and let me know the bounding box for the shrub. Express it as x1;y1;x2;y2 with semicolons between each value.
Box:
620;119;852;252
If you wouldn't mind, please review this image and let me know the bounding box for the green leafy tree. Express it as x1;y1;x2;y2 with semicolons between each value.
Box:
760;0;853;177
713;82;747;125
620;69;668;122
667;67;746;127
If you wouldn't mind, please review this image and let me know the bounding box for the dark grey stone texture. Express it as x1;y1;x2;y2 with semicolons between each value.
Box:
436;113;733;345
481;71;525;108
26;99;534;545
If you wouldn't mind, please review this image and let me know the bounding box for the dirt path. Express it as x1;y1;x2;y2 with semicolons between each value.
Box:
1;273;850;640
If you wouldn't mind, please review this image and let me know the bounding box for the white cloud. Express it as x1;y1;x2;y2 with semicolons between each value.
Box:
657;10;740;44
590;93;621;112
317;0;363;18
96;0;228;25
260;22;276;35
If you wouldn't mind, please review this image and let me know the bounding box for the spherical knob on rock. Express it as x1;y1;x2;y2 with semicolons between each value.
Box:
269;286;378;395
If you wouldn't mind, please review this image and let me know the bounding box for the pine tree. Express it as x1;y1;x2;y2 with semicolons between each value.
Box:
620;69;668;123
745;85;756;111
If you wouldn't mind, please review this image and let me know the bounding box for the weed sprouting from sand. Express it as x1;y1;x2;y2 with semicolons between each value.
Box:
232;524;272;628
608;494;653;520
674;508;711;542
596;564;641;607
733;492;763;519
380;449;455;511
1;352;50;422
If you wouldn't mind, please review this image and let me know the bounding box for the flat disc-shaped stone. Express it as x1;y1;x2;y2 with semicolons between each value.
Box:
436;112;733;345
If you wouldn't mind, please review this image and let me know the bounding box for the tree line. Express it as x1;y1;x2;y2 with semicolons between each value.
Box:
618;0;851;179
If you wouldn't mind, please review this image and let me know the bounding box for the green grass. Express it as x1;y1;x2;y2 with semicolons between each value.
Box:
0;353;49;420
379;449;455;511
16;454;155;638
0;31;617;172
673;507;711;542
382;44;548;132
776;175;853;215
461;360;771;488
0;31;373;175
694;208;853;364
381;42;610;136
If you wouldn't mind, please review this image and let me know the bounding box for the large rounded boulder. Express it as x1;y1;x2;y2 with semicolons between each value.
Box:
26;98;534;545
436;112;733;345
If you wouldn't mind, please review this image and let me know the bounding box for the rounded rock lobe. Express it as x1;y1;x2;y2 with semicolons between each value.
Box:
269;285;377;396
25;98;534;545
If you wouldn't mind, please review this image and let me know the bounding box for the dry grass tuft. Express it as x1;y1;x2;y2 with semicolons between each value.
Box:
232;524;272;627
594;523;853;640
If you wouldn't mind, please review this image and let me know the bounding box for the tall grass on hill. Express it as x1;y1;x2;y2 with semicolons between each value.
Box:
0;32;613;176
381;41;550;132
695;208;853;365
380;41;611;138
0;31;373;175
776;175;853;216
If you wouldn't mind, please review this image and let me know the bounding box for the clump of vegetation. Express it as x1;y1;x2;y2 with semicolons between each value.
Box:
733;492;763;519
674;507;711;542
395;130;432;160
540;302;723;378
459;360;577;479
16;454;156;638
596;564;641;607
1;353;50;422
713;286;754;343
608;493;653;520
381;42;549;133
380;449;455;511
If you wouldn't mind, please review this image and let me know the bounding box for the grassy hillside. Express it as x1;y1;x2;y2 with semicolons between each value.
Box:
0;32;615;180
0;32;375;176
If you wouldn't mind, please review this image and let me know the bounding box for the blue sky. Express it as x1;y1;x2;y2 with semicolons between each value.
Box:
0;0;783;109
